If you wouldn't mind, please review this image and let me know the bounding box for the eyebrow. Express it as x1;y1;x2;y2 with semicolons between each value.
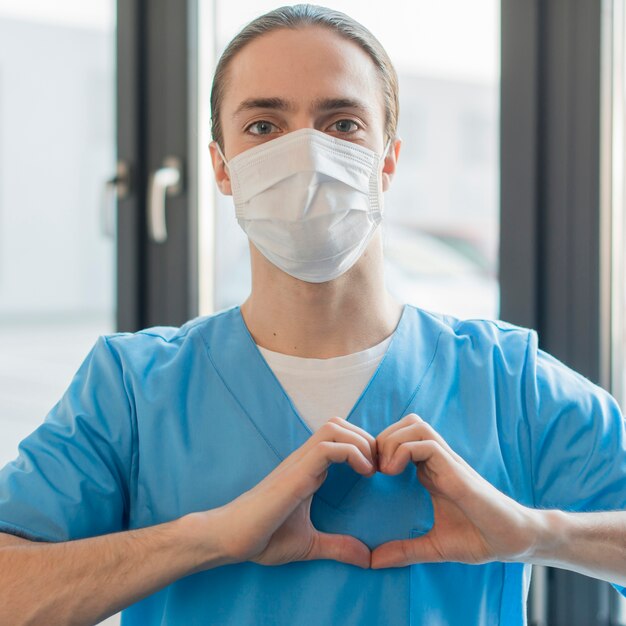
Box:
233;96;372;116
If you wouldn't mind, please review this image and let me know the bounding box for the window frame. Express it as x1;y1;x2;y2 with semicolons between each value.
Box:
501;0;622;623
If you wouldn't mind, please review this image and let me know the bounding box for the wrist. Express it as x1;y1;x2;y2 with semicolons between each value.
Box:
524;508;570;564
178;508;239;573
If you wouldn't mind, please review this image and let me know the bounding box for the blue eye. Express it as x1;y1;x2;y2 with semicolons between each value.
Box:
247;121;277;135
332;119;359;133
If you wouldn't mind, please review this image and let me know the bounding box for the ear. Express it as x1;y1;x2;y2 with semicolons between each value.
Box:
209;140;232;196
381;137;402;192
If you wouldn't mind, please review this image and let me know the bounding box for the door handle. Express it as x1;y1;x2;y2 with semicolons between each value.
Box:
101;160;131;238
147;156;183;243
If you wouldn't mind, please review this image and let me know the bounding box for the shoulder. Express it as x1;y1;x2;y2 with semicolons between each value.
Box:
98;306;240;373
530;347;617;420
408;304;536;365
412;306;614;410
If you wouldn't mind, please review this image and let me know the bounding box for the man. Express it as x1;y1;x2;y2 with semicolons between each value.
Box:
1;5;625;625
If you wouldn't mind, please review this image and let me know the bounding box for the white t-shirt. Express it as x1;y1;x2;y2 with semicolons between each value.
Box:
257;333;394;432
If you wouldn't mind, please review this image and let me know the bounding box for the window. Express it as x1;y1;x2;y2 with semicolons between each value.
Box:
200;0;501;321
0;1;116;469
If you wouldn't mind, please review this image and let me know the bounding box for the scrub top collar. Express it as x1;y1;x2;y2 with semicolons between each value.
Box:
200;304;442;509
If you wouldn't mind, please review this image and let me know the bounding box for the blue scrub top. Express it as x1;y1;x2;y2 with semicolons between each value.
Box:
1;304;626;625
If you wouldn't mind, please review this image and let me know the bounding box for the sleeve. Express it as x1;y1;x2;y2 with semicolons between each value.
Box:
523;330;626;596
0;335;135;542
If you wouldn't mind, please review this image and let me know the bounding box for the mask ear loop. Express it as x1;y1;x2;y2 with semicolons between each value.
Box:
380;138;393;175
214;141;229;168
381;137;392;165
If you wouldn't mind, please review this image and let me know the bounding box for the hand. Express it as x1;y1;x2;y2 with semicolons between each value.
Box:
213;416;377;569
370;413;540;569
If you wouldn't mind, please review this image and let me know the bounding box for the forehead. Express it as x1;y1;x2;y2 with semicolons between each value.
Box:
222;26;384;119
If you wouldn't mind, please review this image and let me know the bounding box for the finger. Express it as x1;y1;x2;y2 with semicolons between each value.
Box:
384;439;452;477
280;419;375;475
326;416;378;458
379;419;467;471
376;412;424;442
276;441;376;507
307;441;376;479
385;440;471;503
267;431;376;509
304;418;377;468
251;441;374;523
370;535;442;569
307;530;372;569
235;439;376;536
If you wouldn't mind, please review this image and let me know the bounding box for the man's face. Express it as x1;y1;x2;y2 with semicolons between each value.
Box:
211;26;398;193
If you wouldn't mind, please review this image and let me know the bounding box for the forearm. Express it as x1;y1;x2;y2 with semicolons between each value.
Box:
0;509;232;626
527;509;626;586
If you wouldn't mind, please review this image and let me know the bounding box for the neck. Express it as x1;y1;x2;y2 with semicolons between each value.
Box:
240;234;404;358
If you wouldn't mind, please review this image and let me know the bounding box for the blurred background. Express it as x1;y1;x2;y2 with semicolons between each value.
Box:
0;1;624;624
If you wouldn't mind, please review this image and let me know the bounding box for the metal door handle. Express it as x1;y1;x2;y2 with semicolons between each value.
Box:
148;156;183;243
101;161;131;238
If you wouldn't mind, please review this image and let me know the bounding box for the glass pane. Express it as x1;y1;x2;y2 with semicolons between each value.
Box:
0;3;118;623
204;0;500;320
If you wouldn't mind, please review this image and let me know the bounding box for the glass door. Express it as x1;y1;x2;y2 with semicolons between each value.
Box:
0;1;116;467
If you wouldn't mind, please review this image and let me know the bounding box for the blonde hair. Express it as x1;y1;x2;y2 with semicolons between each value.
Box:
210;4;399;152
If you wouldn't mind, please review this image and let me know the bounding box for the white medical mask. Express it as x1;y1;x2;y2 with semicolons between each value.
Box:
217;128;391;283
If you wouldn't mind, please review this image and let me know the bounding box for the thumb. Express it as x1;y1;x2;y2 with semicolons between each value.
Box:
370;535;441;569
307;531;372;569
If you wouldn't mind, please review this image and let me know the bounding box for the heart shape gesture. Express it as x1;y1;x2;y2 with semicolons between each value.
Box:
370;413;539;568
201;414;540;570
